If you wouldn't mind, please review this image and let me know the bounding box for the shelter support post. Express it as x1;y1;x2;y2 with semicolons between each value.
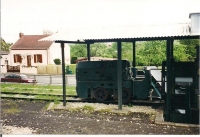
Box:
61;43;66;106
87;43;91;61
117;41;122;110
165;38;174;121
132;41;136;67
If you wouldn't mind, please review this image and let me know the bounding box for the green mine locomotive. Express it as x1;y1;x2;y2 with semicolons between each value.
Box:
76;60;162;103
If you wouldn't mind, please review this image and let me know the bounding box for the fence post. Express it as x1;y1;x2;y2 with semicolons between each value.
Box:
34;75;36;84
34;75;36;80
50;75;52;85
65;75;68;85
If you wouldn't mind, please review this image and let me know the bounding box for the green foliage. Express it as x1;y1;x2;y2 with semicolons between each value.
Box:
70;39;198;66
1;83;77;95
71;57;77;64
136;41;166;66
173;41;189;61
90;43;116;58
70;43;117;58
1;38;12;51
179;39;200;61
53;58;61;65
82;105;95;112
70;44;87;57
67;64;76;74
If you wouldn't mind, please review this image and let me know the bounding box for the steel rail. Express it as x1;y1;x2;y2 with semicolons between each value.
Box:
1;92;164;107
1;91;78;98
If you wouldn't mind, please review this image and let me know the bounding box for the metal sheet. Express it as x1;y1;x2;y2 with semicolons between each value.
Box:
146;66;162;85
39;23;193;42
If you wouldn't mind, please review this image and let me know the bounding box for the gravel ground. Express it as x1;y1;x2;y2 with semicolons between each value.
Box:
1;99;200;135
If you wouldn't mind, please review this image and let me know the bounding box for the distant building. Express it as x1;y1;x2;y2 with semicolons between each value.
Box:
9;32;70;67
0;32;70;73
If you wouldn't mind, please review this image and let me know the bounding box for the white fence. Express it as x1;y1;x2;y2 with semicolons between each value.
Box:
1;73;76;86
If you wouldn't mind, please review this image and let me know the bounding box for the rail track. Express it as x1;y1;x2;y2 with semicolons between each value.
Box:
1;91;164;106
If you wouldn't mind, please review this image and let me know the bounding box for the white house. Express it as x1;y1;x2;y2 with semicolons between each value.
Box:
0;33;70;74
0;51;9;73
9;33;70;67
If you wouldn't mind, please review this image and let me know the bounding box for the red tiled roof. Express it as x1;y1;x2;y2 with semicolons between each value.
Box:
11;35;53;50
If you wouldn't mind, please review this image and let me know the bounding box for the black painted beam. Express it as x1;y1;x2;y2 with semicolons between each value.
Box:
117;41;122;110
87;43;91;61
132;41;136;67
61;43;66;106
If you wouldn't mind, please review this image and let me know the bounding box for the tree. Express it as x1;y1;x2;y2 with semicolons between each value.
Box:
70;44;87;57
70;43;117;58
173;41;189;61
69;39;197;66
136;41;166;66
1;38;12;51
90;43;116;58
179;39;200;61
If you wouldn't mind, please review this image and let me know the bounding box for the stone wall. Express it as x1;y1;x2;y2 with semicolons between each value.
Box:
37;65;62;74
1;65;63;75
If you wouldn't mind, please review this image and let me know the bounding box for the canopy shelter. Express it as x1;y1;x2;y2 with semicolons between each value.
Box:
39;23;199;111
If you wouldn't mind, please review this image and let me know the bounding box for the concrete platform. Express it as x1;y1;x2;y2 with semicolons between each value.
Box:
154;107;200;128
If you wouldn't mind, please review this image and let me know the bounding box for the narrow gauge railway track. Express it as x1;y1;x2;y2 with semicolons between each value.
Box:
1;91;78;98
1;91;164;106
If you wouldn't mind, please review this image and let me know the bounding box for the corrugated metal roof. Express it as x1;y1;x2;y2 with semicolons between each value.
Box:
39;23;196;42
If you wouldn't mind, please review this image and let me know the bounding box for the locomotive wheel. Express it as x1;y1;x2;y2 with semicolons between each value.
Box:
122;88;132;103
94;88;108;102
115;88;132;103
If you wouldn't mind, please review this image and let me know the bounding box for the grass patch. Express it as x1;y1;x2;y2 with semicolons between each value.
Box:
43;102;51;110
54;100;60;105
96;108;111;114
2;101;22;114
3;108;22;114
69;107;82;112
1;83;77;95
82;105;95;112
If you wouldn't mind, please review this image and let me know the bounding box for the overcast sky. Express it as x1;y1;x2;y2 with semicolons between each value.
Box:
1;0;200;43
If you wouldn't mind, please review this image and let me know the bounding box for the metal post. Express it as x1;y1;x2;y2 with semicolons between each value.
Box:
166;38;172;121
50;75;52;85
132;41;136;67
117;41;122;110
87;43;90;61
61;43;66;106
65;75;68;85
34;75;36;81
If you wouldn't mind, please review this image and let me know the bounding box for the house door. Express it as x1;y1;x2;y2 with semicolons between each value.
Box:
27;55;31;67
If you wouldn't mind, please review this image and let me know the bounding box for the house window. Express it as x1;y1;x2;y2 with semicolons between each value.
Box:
13;54;22;63
34;54;42;63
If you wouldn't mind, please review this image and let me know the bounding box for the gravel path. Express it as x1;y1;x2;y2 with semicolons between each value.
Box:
1;99;199;135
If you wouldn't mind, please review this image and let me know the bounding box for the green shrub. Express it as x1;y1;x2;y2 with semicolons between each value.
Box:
53;58;61;65
66;64;76;74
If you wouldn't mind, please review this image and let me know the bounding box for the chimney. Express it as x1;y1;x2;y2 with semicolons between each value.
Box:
189;12;200;35
19;32;24;38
